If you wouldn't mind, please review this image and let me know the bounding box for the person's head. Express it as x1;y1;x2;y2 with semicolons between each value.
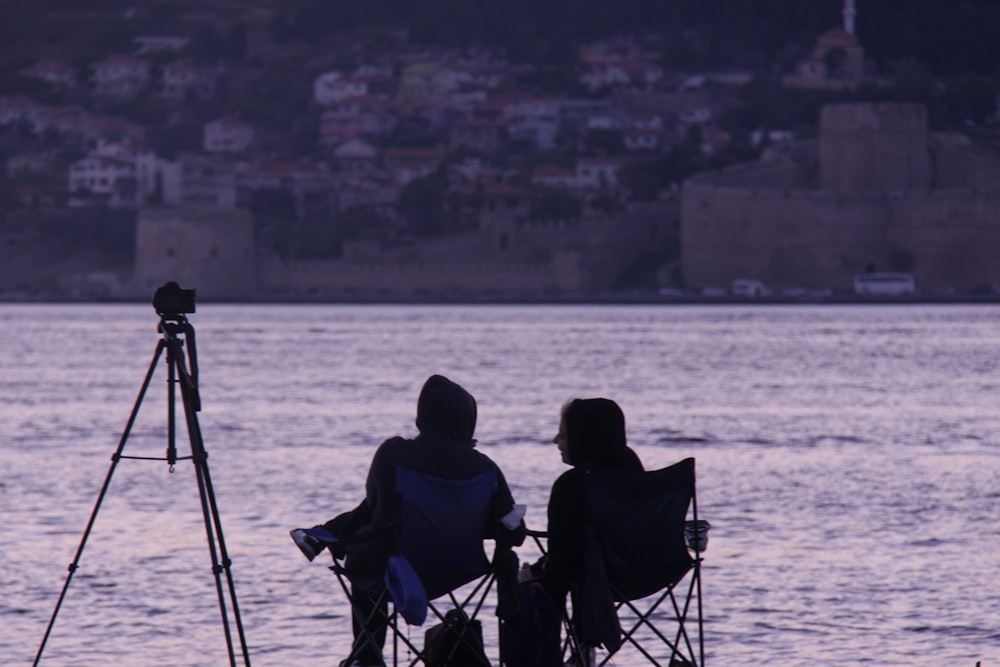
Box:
553;397;628;466
415;374;477;444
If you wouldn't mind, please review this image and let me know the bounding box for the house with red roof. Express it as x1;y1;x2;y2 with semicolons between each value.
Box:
92;55;150;100
21;61;78;90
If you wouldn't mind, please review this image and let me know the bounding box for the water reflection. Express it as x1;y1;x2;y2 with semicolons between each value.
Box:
2;304;999;665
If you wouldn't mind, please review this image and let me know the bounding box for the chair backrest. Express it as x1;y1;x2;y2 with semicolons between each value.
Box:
586;457;695;601
393;466;496;601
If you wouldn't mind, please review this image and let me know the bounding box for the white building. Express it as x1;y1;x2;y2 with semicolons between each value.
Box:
68;140;161;208
314;72;368;106
575;157;622;189
204;117;255;153
159;154;238;208
133;36;190;55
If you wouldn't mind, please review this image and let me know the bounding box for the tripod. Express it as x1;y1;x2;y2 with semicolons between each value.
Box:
34;306;252;667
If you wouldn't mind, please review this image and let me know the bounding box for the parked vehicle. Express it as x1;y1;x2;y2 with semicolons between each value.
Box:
731;279;772;297
853;272;916;295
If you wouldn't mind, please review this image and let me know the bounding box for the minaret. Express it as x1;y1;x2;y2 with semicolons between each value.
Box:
843;0;857;35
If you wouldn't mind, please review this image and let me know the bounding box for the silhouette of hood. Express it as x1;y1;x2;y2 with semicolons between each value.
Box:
415;374;477;443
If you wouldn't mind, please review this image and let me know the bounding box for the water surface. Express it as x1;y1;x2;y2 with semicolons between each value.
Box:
2;303;998;666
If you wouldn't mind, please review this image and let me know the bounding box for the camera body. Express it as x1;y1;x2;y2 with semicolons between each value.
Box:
153;281;196;316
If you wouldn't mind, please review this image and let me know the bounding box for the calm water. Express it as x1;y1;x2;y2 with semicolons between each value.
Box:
2;303;998;666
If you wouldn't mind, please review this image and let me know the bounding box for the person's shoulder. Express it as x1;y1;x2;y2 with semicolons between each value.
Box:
384;434;410;446
551;467;584;492
371;435;411;465
624;446;644;471
559;466;584;480
375;435;409;451
464;449;505;479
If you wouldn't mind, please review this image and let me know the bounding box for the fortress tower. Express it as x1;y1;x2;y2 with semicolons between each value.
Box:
133;207;256;300
820;103;932;192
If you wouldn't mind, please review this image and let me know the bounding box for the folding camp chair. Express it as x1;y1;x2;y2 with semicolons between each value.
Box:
321;466;512;667
531;457;707;667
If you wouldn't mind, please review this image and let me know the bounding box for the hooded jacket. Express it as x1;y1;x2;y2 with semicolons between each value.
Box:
340;375;523;575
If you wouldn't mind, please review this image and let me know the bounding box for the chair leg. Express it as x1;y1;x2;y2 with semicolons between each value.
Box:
335;571;500;666
612;575;703;667
348;587;389;665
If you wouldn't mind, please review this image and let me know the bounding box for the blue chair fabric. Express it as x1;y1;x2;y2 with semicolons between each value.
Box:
328;466;501;666
393;466;495;602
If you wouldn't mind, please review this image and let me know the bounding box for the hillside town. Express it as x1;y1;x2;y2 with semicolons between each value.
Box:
1;1;999;301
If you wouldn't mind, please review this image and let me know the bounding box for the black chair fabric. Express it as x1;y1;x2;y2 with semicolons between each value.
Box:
571;456;705;666
587;457;695;601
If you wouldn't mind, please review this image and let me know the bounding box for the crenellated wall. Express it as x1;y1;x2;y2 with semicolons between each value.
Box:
259;257;560;296
261;208;661;296
132;199;676;299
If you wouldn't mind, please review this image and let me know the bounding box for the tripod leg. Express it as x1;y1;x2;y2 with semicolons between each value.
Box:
172;340;252;667
33;340;166;667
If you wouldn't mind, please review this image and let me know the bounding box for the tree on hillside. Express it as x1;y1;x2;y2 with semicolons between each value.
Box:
398;172;449;236
530;187;581;220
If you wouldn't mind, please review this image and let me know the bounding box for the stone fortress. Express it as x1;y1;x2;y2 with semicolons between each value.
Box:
681;102;1000;294
133;200;671;301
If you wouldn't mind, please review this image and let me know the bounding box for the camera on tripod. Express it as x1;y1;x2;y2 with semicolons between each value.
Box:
36;278;251;667
153;281;196;317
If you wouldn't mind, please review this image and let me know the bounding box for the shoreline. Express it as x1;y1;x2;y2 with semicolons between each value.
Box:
2;292;999;306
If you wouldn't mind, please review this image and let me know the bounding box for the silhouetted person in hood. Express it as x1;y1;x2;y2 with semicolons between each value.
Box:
295;374;524;667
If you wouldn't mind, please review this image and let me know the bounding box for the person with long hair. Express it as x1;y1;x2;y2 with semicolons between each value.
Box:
508;398;643;666
540;397;643;604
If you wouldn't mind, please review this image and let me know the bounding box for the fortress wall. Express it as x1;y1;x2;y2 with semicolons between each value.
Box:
577;214;653;289
681;182;889;289
682;180;1000;291
933;143;1000;190
687;159;804;189
260;257;560;296
626;199;681;249
889;191;1000;289
820;104;932;192
259;205;664;296
134;207;256;299
262;209;659;297
478;207;662;291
